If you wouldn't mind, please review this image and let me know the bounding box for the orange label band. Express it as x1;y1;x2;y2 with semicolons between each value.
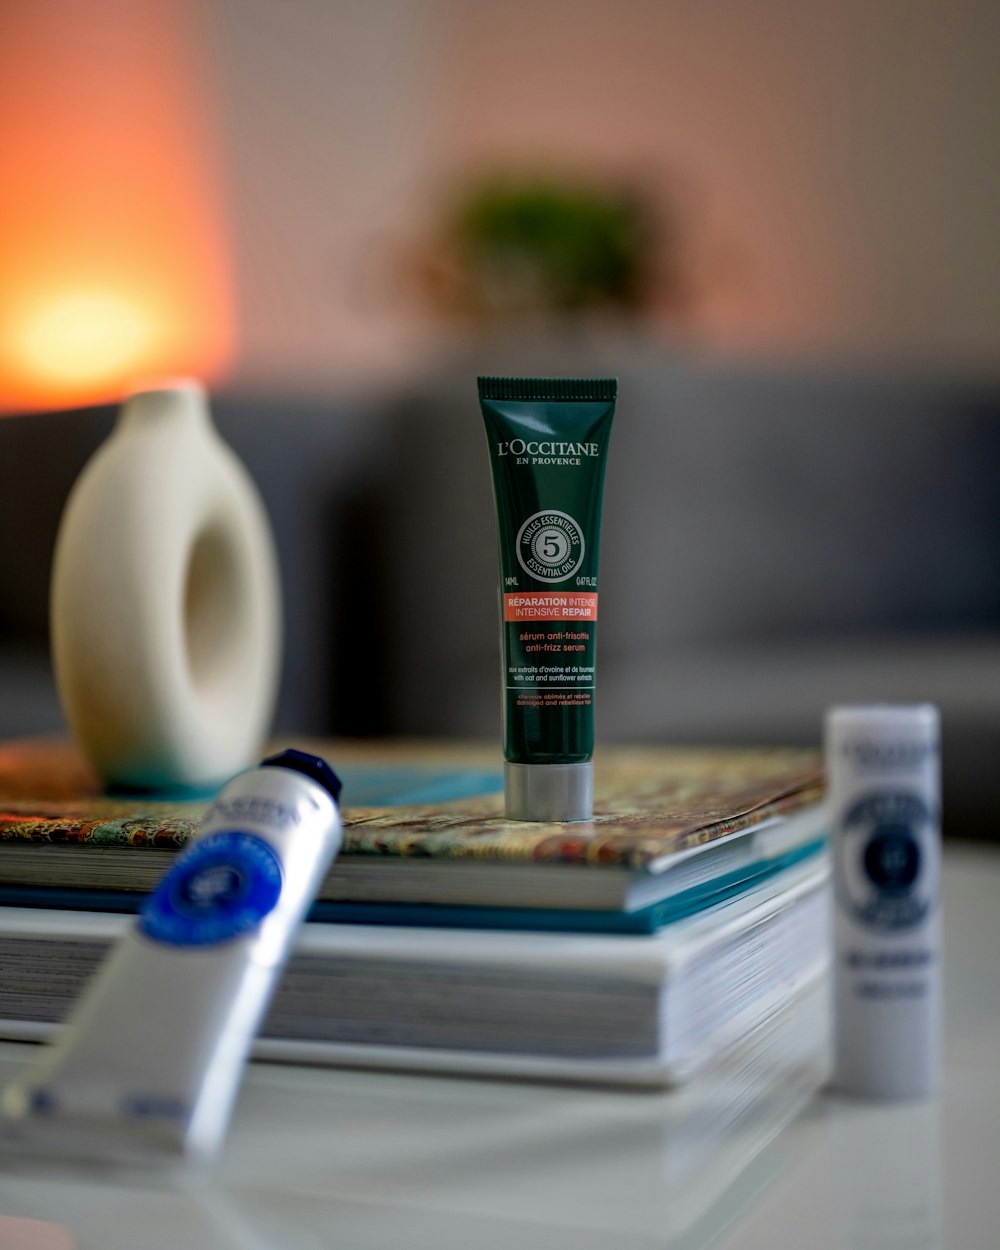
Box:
503;592;598;622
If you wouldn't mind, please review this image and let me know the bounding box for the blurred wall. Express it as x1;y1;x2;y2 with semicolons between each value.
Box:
201;0;1000;389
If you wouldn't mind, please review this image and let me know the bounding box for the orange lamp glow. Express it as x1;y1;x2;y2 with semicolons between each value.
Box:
0;0;234;414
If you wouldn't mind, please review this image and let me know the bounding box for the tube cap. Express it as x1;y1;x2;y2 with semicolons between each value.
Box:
261;749;342;802
504;761;593;822
826;703;940;739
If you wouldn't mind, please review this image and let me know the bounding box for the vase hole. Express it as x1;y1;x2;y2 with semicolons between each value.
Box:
183;524;244;700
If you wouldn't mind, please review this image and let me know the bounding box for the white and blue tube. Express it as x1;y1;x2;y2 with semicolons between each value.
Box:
1;748;342;1165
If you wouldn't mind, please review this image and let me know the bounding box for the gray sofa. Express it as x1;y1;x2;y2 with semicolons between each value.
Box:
2;334;998;835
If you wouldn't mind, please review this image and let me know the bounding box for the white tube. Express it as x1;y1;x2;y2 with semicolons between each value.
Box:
1;749;342;1164
826;704;941;1100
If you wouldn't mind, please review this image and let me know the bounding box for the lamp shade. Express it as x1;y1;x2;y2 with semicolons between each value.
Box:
0;0;234;414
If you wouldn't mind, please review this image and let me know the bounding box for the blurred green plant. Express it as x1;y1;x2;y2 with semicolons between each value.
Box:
416;173;673;321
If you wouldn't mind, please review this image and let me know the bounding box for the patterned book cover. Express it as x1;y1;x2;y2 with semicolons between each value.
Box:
0;737;823;875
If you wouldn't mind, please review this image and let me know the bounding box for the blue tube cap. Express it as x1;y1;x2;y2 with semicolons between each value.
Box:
260;749;343;802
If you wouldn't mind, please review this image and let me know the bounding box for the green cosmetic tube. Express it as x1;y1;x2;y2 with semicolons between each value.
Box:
478;376;617;821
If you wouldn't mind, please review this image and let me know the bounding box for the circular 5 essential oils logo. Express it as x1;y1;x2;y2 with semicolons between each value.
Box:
516;510;585;582
138;831;283;947
834;791;937;932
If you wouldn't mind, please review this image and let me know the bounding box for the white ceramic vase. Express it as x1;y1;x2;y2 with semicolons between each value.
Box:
50;380;282;792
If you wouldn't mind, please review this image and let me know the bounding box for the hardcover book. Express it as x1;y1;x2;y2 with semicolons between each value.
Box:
0;738;825;932
0;858;828;1087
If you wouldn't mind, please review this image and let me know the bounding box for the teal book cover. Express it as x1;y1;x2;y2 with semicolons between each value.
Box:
0;738;824;929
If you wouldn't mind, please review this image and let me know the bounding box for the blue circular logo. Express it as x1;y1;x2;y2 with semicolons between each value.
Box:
835;792;936;932
138;831;283;947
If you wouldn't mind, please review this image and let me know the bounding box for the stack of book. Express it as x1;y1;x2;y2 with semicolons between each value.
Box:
0;738;829;1087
